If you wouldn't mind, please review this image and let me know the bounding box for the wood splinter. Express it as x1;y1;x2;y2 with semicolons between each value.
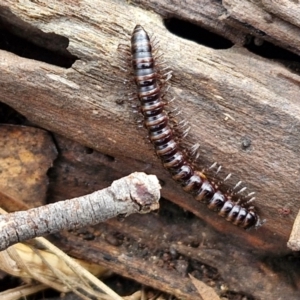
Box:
0;172;161;251
287;209;300;251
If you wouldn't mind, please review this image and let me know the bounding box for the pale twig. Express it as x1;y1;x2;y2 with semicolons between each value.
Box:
0;172;160;251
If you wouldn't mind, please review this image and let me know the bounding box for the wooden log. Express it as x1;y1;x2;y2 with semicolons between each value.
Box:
261;0;300;29
1;0;300;298
1;0;299;245
222;0;300;55
132;0;300;55
52;136;300;299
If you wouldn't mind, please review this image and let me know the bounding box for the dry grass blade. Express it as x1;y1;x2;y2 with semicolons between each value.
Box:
0;239;121;299
0;283;48;300
0;207;124;299
189;274;221;300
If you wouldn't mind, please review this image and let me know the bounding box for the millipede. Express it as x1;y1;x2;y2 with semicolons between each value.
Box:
129;24;262;229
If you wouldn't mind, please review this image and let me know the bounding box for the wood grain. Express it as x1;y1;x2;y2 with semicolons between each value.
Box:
1;0;300;298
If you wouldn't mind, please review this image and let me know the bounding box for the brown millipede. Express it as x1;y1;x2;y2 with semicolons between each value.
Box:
130;25;261;229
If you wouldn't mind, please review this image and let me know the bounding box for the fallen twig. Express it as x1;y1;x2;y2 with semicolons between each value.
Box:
0;172;160;251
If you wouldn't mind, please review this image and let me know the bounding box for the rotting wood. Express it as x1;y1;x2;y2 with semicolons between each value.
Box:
0;0;300;299
222;0;300;56
130;0;248;45
132;0;300;56
60;211;300;300
0;125;57;210
0;172;160;250
261;0;300;29
58;232;201;299
0;0;299;249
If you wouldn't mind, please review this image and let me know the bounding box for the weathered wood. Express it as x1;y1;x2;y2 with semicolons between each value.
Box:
132;0;248;45
133;0;300;55
49;136;300;300
1;0;300;298
262;0;300;29
223;0;300;55
1;0;299;245
0;125;57;209
61;233;200;299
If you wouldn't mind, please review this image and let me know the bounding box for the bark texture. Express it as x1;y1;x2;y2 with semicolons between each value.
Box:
0;0;300;299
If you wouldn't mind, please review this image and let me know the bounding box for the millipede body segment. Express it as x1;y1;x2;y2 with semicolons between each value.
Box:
130;25;260;229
